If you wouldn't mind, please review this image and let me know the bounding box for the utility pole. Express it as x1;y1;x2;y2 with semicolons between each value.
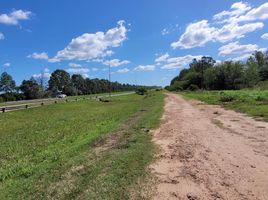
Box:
109;65;111;98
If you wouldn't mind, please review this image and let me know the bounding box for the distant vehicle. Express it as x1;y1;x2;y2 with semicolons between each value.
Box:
56;94;67;98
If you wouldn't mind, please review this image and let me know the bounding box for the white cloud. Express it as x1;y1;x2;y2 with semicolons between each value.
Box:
82;74;89;78
69;63;81;67
172;2;268;49
231;54;252;61
218;41;267;61
213;2;251;23
51;20;128;62
171;20;216;49
0;9;32;25
3;62;10;67
172;20;263;49
33;68;51;79
261;33;268;40
0;32;4;40
155;53;170;62
92;67;99;72
66;67;90;74
92;58;104;63
215;21;263;42
28;52;49;60
236;2;268;22
218;41;259;56
48;58;60;63
43;68;50;73
159;54;203;69
134;65;155;71
102;59;130;67
214;2;268;24
117;68;130;73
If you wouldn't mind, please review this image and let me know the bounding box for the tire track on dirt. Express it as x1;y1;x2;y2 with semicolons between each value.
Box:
150;93;268;200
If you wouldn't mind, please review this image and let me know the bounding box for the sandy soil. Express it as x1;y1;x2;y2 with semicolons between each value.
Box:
150;93;268;200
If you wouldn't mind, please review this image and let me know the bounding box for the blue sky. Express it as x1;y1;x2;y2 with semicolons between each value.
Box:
1;0;268;86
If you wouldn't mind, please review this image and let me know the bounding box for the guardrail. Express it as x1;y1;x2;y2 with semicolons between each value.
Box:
0;98;75;113
0;92;135;113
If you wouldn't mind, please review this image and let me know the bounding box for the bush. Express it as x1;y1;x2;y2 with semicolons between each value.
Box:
0;93;25;102
255;96;266;102
1;93;17;101
187;84;199;91
219;95;235;102
136;88;147;95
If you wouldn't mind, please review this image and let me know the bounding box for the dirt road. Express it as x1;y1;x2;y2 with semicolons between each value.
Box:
150;93;268;200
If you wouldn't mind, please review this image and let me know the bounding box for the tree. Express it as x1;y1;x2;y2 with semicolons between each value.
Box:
189;56;215;89
48;70;72;95
136;87;147;95
0;72;16;93
71;74;86;95
223;61;244;89
243;60;260;87
249;51;268;81
20;79;42;99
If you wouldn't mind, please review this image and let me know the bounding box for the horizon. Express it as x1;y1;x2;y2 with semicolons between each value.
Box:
1;0;268;87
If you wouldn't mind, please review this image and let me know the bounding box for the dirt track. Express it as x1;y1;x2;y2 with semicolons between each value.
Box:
150;93;268;200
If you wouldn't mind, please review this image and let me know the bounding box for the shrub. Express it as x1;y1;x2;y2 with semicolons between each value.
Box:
255;96;266;102
136;88;147;95
187;84;199;91
219;95;235;102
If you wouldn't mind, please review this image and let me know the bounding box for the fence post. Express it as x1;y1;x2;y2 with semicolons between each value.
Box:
41;102;44;106
25;105;28;109
2;107;5;113
55;101;57;104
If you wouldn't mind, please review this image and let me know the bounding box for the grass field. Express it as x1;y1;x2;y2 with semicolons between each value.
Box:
181;90;268;121
0;91;133;107
0;91;164;199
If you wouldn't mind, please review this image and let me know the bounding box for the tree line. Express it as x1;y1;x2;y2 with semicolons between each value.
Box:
166;51;268;91
0;69;153;102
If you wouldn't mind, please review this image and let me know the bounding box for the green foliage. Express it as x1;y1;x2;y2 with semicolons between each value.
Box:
48;69;72;95
0;72;16;93
0;69;155;103
71;74;86;95
248;51;268;81
168;51;268;91
255;95;266;102
188;84;199;91
20;79;42;100
219;95;235;102
136;87;147;95
0;92;24;102
254;80;268;90
181;90;268;120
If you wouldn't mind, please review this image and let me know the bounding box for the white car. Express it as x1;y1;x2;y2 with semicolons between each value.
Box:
57;94;67;98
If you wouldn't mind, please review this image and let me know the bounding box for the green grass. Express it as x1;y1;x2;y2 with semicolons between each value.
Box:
0;91;164;199
180;90;268;121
